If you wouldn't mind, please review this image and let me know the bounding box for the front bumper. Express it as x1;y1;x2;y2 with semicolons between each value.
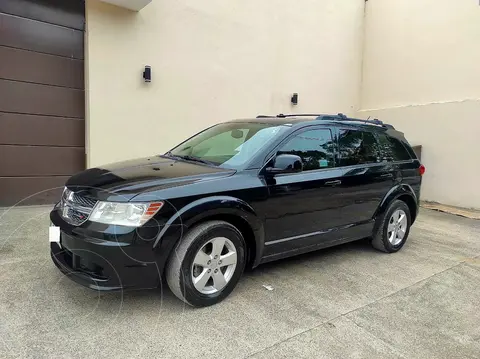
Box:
50;209;181;291
50;239;160;291
51;242;127;291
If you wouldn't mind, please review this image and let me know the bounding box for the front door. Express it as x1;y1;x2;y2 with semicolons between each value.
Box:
261;127;346;257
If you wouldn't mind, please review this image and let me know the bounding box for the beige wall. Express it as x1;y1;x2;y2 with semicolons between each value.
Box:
85;0;365;167
359;0;480;209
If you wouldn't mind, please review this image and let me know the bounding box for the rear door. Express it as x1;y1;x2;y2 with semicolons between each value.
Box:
335;127;397;227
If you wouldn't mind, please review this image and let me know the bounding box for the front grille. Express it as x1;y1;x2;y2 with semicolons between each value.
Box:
60;188;98;226
69;192;97;208
66;207;89;225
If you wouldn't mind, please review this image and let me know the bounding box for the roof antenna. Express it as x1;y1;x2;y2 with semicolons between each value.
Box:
366;116;371;121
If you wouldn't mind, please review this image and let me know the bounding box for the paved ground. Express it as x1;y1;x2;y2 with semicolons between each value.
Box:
0;206;479;359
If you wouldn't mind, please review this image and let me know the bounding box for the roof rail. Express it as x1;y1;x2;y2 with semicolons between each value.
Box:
257;113;346;118
256;113;325;119
276;113;324;118
274;113;348;119
255;113;395;129
319;116;395;129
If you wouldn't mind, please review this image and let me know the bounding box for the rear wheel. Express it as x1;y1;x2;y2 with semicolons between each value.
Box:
165;221;246;307
372;200;411;253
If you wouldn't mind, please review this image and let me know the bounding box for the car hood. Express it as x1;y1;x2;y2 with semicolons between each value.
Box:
65;156;235;201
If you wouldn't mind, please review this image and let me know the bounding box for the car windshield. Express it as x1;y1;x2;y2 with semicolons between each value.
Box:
167;122;288;169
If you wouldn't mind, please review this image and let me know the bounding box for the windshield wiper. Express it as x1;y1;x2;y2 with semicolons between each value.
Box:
166;153;217;166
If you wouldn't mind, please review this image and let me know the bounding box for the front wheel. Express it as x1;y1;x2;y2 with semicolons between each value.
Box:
165;221;246;307
371;200;411;253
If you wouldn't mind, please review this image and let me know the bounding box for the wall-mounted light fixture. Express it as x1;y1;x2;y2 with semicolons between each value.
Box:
291;93;298;105
143;65;152;82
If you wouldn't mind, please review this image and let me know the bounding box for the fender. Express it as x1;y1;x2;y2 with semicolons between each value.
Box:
373;184;419;228
153;196;265;267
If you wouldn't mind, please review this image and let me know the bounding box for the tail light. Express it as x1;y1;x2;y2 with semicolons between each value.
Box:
419;164;426;176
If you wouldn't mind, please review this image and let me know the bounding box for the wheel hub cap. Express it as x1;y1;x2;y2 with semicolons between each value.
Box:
387;209;407;246
191;237;237;295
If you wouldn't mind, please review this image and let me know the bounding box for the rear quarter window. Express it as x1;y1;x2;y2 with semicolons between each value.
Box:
376;133;411;161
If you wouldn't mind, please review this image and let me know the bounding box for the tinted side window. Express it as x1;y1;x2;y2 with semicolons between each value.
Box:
338;130;378;166
376;133;411;161
278;129;334;171
374;133;394;162
389;137;411;161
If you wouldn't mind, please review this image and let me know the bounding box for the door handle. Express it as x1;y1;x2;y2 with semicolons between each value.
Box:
325;180;342;186
380;173;393;178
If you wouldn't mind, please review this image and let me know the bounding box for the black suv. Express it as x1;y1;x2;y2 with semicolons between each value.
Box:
50;114;424;307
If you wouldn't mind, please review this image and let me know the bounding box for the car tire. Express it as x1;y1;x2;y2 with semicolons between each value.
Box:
371;199;411;253
165;220;246;307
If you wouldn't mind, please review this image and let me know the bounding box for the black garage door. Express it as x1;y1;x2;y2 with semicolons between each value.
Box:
0;0;85;206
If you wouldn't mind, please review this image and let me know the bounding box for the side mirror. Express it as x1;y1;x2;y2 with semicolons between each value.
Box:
266;154;303;174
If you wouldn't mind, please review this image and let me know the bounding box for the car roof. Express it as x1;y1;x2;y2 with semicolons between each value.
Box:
229;113;395;130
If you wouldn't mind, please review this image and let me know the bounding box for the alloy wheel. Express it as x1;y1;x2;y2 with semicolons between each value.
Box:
191;237;237;294
387;209;407;246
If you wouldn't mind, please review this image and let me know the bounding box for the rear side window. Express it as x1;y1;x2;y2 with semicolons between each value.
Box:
338;130;378;166
278;129;334;171
376;133;411;161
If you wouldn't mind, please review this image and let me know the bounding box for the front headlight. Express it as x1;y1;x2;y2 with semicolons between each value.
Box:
89;201;164;227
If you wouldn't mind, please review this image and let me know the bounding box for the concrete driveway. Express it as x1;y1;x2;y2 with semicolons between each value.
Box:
1;207;479;359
